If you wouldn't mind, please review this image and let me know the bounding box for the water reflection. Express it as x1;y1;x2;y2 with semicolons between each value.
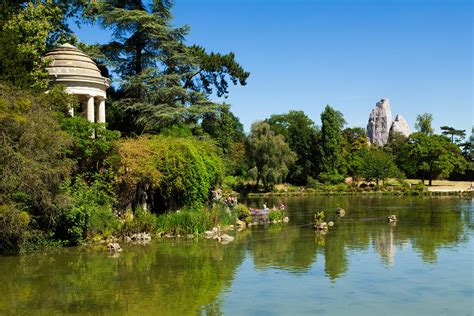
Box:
0;196;471;315
244;196;471;276
0;240;246;315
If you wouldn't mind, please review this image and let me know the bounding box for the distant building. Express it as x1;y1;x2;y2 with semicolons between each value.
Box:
44;43;110;123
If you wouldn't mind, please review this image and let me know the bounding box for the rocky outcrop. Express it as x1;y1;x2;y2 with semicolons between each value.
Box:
390;114;411;138
367;98;392;146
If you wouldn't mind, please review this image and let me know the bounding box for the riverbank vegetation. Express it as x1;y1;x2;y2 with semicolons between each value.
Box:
0;1;472;253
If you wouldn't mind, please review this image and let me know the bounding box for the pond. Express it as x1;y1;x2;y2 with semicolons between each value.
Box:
0;196;472;315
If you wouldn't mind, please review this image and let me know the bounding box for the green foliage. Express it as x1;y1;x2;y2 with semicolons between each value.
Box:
56;177;117;245
0;2;58;89
319;105;346;183
246;121;296;189
160;123;194;138
95;1;248;134
0;82;73;229
267;111;319;184
314;211;325;223
318;172;345;185
60;116;120;176
0;204;31;253
118;135;225;212
120;207;156;236
440;125;466;144
233;204;251;223
202;105;244;154
352;148;399;185
155;204;232;236
415;113;434;135
399;132;467;185
268;209;285;222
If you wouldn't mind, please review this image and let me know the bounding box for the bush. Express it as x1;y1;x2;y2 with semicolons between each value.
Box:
318;172;345;184
118;135;225;212
56;177;117;245
233;203;251;223
0;204;30;253
269;209;286;222
222;176;246;192
120;207;156;236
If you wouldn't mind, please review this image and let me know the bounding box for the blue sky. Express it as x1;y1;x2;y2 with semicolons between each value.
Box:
72;0;473;134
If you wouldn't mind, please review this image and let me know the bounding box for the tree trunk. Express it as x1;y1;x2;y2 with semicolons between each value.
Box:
255;174;260;190
429;178;432;186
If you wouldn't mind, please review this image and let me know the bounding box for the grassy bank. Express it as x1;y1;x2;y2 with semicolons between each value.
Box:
235;179;473;198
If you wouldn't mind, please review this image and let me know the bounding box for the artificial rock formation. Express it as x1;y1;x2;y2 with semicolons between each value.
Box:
390;114;411;138
367;98;392;146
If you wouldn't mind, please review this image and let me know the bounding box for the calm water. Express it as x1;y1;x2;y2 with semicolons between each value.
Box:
0;196;472;315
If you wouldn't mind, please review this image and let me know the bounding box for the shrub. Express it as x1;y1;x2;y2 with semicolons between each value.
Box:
56;177;117;245
0;204;31;253
233;203;251;223
120;207;156;236
318;172;345;184
118;135;225;212
269;209;286;222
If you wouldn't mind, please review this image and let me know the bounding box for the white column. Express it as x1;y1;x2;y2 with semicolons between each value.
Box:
86;95;95;123
98;98;106;123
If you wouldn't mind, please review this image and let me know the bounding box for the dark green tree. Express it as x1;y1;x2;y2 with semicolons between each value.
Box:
0;1;89;90
267;111;319;184
440;126;466;144
415;113;434;135
352;149;399;185
246;121;296;190
96;0;249;134
342;127;368;151
399;132;467;185
0;83;73;234
319;105;346;183
201;105;244;154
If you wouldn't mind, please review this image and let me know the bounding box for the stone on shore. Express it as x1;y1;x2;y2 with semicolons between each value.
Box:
107;242;122;252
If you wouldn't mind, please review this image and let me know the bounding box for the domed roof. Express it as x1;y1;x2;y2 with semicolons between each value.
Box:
44;43;110;88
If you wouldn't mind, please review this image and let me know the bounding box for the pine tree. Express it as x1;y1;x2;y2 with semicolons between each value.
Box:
96;0;249;134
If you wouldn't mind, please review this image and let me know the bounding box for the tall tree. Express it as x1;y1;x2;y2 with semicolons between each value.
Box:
399;132;467;185
267;111;319;184
440;126;466;144
0;1;89;90
96;0;249;134
246;121;296;190
352;149;399;185
415;113;434;135
319;105;346;183
201;105;244;154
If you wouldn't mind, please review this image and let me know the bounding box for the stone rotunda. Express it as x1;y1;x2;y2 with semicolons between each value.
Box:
44;43;110;123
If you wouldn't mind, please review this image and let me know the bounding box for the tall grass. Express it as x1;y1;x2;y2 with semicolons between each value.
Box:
155;203;236;235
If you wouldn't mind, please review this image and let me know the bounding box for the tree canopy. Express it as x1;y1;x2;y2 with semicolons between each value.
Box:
415;113;434;135
246;121;296;189
95;0;249;134
399;132;467;185
267;111;319;185
319;105;346;183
